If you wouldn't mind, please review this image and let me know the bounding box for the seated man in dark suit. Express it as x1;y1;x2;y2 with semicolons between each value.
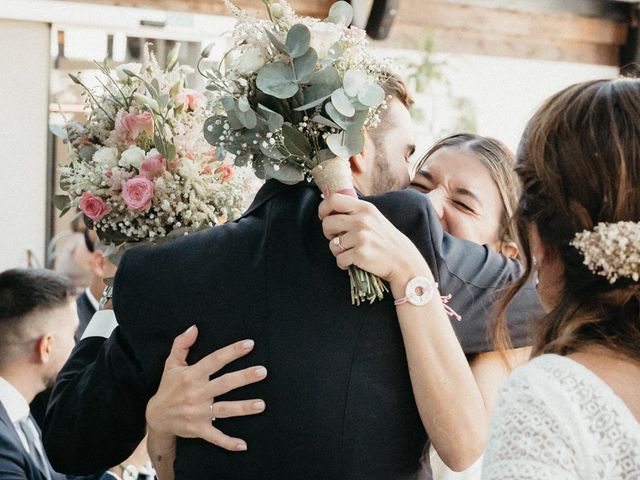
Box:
44;75;539;479
0;268;78;480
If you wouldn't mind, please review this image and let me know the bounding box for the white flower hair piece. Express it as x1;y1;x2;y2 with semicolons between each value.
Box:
571;221;640;284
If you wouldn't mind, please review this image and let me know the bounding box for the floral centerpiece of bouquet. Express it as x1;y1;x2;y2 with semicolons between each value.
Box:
202;0;390;305
54;44;254;262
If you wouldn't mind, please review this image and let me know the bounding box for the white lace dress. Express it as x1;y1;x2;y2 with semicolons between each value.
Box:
482;354;640;479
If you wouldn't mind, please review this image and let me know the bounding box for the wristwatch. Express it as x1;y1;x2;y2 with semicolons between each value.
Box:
393;276;438;306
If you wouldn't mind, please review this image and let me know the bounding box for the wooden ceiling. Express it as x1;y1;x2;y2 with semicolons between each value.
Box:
63;0;636;66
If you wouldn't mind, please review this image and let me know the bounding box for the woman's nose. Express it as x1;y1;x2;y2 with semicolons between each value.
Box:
427;188;446;221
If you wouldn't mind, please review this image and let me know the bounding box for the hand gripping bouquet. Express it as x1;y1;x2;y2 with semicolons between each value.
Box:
203;0;390;305
55;44;254;263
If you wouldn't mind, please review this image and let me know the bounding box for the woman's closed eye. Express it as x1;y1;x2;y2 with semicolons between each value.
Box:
451;198;476;214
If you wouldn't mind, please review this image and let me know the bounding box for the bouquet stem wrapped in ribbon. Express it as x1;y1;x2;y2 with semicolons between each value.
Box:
203;0;391;305
311;158;388;304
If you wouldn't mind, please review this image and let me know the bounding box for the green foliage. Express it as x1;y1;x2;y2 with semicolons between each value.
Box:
256;62;299;99
325;1;353;26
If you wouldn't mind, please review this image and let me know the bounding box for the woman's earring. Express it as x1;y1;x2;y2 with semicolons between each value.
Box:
532;256;540;289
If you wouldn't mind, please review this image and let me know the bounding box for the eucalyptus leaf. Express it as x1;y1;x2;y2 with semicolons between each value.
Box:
326;128;364;157
59;176;72;192
256;62;299;99
237;95;251;112
53;194;70;211
259;140;285;160
282;124;312;159
165;143;177;162
226;110;244;130
237;108;257;129
286;24;311;58
311;114;340;129
58;205;71;218
292;48;318;84
295;92;331;111
253;155;267;179
343;70;369;97
203;115;226;146
258;105;285;131
158;93;170;109
221;95;236;112
314;148;336;164
325;1;353;26
233;152;253;167
331;88;355;117
150;79;160;98
264;29;290;56
166;43;181;71
201;42;214;58
311;66;341;89
264;161;305;185
49;124;68;141
78;145;97;163
357;83;385;107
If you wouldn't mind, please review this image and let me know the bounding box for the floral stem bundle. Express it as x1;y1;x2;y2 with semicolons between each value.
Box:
55;44;254;262
203;0;390;305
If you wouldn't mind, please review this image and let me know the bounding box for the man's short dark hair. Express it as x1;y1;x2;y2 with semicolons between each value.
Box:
0;268;75;323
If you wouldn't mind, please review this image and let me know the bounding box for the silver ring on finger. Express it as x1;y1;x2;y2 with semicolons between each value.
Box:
333;236;345;251
210;398;216;422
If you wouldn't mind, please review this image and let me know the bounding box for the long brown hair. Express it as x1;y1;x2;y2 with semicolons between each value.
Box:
496;78;640;360
416;133;520;245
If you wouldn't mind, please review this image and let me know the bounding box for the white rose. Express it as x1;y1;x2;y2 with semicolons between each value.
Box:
145;148;160;159
234;46;267;75
115;63;142;82
308;23;344;59
118;145;146;169
92;147;118;168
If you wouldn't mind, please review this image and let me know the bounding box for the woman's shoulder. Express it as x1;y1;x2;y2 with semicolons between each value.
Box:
493;354;640;478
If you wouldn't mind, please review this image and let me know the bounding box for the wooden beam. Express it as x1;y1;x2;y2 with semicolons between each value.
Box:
61;0;333;19
393;1;628;46
375;24;620;66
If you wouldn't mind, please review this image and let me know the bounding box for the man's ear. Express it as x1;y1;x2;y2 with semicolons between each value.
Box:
88;251;107;278
349;150;366;174
34;335;53;364
500;241;520;259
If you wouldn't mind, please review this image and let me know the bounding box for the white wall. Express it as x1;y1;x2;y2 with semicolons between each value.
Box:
0;20;50;270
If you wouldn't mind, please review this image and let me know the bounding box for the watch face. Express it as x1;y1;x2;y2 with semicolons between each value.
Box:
406;276;435;306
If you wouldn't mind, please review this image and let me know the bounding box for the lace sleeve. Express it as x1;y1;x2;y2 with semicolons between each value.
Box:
481;367;581;480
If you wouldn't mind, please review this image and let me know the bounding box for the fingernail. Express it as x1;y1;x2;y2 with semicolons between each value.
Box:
242;339;255;350
252;400;266;411
254;367;268;378
236;442;247;451
184;325;196;334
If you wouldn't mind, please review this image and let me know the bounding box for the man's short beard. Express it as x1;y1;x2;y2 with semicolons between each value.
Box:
370;147;401;195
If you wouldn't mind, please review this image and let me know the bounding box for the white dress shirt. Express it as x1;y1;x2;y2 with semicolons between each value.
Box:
0;376;46;458
80;309;119;340
84;287;100;312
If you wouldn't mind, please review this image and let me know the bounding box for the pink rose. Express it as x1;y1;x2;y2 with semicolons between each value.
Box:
79;192;110;222
116;112;154;143
174;89;206;111
122;176;154;211
215;164;234;182
140;154;166;179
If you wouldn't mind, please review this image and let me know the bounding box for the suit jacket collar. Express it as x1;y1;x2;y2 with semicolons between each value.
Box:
0;399;23;449
241;180;294;218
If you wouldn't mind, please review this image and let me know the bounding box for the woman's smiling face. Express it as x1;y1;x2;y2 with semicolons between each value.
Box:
411;146;506;251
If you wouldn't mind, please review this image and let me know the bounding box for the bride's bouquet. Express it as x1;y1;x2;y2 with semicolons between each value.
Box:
55;44;254;260
203;0;390;305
